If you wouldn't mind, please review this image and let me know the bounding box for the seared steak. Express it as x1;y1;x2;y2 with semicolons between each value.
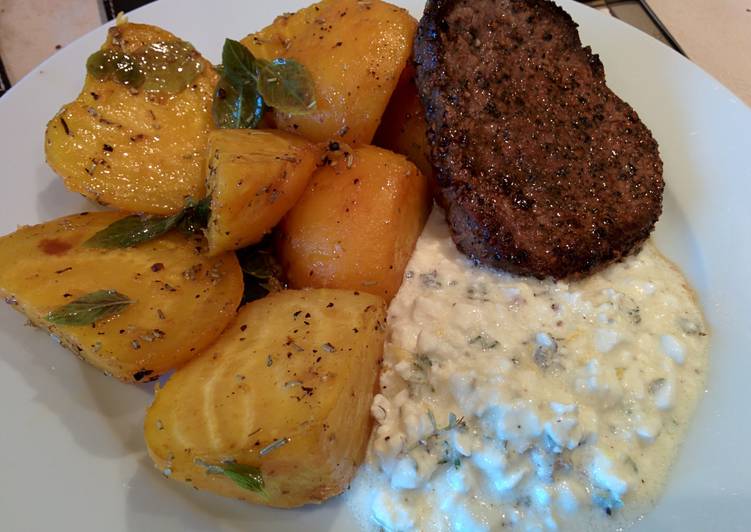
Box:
414;0;664;279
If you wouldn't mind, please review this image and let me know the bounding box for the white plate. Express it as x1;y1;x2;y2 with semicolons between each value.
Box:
1;1;749;530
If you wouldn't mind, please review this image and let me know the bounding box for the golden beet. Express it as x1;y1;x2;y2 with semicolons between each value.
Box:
279;145;431;302
205;129;322;256
242;0;416;145
0;212;243;382
45;23;218;214
374;64;434;180
145;289;386;507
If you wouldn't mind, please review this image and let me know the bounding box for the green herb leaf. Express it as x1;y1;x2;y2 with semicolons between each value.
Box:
178;196;212;235
408;411;466;452
84;197;210;249
212;77;265;129
259;437;289;456
427;409;437;431
256;58;317;115
113;52;145;87
236;236;286;304
238;248;279;280
138;41;204;93
46;290;132;326
86;50;115;80
220;463;265;493
84;212;184;249
86;41;202;93
221;39;259;88
212;38;315;128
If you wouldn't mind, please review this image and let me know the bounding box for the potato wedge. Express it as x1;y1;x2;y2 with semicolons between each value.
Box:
279;145;430;301
205;129;321;256
0;212;242;382
242;0;416;145
374;64;433;179
45;23;218;215
145;289;386;507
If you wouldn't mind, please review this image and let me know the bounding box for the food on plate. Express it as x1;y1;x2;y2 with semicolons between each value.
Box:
145;289;387;507
0;0;712;527
279;145;430;302
0;211;243;382
242;0;417;145
349;209;709;531
211;37;317;130
414;0;664;279
45;22;218;215
374;65;433;179
205;129;322;255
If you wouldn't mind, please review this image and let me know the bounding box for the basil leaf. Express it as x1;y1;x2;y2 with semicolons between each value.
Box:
84;212;184;249
85;197;210;249
256;58;316;115
236;236;285;304
85;41;201;93
113;53;146;87
46;290;132;326
221;38;259;89
178;196;212;234
213;38;315;126
220;463;265;493
138;41;204;93
86;50;115;81
212;77;265;129
238;248;279;280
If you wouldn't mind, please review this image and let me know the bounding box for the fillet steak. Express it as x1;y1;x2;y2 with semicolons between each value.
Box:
414;0;664;279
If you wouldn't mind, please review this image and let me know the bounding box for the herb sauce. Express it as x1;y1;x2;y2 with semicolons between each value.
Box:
86;40;203;93
350;209;709;531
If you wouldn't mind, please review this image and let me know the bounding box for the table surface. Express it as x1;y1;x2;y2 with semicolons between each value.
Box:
648;0;751;107
0;0;749;107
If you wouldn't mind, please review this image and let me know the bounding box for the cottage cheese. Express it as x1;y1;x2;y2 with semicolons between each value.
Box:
349;209;709;531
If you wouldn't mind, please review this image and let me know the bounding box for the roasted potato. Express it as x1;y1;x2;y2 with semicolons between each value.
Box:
279;145;430;301
205;129;322;256
0;212;243;382
45;23;218;215
145;289;386;507
374;64;433;179
242;0;416;145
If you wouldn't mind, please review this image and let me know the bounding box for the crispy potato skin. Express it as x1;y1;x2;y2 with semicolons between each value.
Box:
374;64;434;180
205;129;322;256
145;289;386;507
242;0;416;145
279;145;430;302
0;212;242;382
45;23;218;215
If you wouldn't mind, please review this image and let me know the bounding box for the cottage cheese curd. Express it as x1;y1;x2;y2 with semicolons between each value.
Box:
349;209;709;531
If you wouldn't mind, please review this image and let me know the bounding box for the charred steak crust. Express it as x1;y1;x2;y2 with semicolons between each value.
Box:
414;0;664;279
